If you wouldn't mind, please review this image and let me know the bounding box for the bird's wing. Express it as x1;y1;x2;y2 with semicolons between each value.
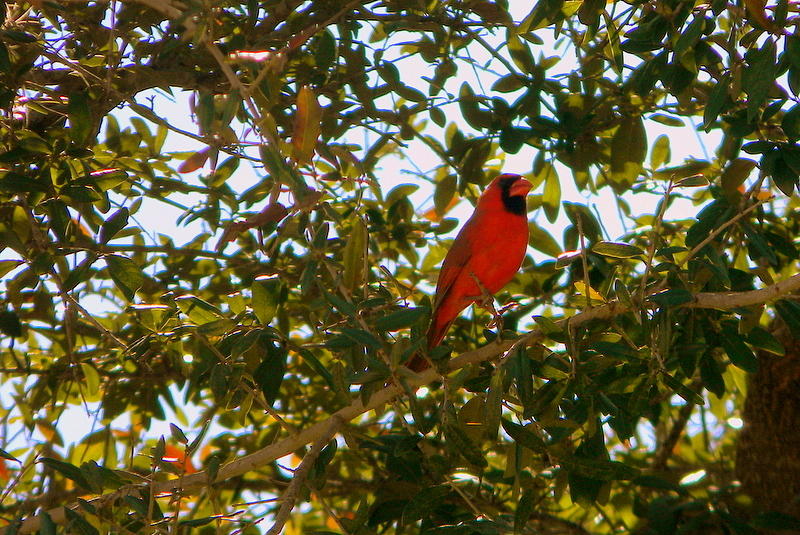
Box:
432;217;478;311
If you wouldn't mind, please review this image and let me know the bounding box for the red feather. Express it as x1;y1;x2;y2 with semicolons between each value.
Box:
408;174;532;371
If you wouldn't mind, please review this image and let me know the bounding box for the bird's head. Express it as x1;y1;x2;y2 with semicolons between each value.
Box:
484;173;532;216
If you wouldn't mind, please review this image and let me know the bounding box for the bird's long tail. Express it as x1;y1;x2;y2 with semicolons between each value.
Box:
406;315;452;371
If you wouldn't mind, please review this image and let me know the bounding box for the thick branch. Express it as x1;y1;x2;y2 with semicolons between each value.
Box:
15;273;800;533
688;272;800;310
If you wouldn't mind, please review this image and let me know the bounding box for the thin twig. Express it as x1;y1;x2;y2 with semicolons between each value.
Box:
265;416;342;535
637;182;672;306
677;195;772;269
653;400;695;470
576;215;592;310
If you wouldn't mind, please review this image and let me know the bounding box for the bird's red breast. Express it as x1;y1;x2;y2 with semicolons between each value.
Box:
408;173;532;371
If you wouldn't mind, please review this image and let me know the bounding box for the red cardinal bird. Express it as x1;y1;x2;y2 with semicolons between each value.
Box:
408;173;532;371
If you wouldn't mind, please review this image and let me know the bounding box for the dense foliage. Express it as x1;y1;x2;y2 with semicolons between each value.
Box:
2;0;800;533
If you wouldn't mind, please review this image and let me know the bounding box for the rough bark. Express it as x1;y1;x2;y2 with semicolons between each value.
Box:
736;324;800;518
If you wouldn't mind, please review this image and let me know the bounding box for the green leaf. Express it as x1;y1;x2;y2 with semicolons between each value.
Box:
292;86;323;164
308;439;338;489
0;172;50;193
772;153;799;196
99;207;129;244
563;202;602;242
514;489;535;533
386;184;419;206
180;517;216;528
661;372;704;405
647;288;693;307
459;83;491;130
375;307;429;331
700;352;725;398
743;38;776;122
610;116;647;188
40;457;92;491
720;158;757;197
541;162;560;223
592;241;644;258
652;159;711;181
251;275;281;325
720;322;758;372
492;74;524;93
561;456;640;481
0;448;19;463
68;91;93;145
169;423;188;444
0;43;8;74
649;113;684;127
0;309;22;338
342;218;367;290
430;106;446;127
685;200;732;248
674;15;705;58
444;422;487;467
746;326;785;356
501;418;546;452
187;420;211;455
774;299;800;338
79;363;100;399
1;29;38;43
782;104;800;141
634;475;686;494
64;509;99;535
258;143;311;201
434;174;457;217
105;254;145;301
703;73;730;130
506;30;535;73
650;134;671;169
528;222;561;257
403;485;452;524
175;295;223;325
674;175;709;187
39;512;57;535
252;339;287;405
340;327;382;351
485;369;503;441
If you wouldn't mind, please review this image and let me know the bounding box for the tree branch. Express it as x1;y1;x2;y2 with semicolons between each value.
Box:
265;416;342;535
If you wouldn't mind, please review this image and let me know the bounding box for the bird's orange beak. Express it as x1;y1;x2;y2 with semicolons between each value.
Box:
509;178;533;197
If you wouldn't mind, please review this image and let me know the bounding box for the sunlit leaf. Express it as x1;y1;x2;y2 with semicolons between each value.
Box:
105;254;145;302
592;241;644;258
292;86;323;164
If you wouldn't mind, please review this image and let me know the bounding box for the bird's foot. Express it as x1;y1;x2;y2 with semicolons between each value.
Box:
486;301;522;334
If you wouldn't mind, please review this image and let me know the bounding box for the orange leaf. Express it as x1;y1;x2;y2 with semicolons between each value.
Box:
162;444;197;474
291;86;322;164
744;0;775;31
0;459;8;482
178;147;211;173
215;202;289;251
422;196;460;222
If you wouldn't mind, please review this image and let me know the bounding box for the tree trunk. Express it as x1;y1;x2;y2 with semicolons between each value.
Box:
736;325;800;518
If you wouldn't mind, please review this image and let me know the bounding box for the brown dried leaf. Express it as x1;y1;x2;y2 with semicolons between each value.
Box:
292;86;322;164
178;147;211;173
215;203;289;251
